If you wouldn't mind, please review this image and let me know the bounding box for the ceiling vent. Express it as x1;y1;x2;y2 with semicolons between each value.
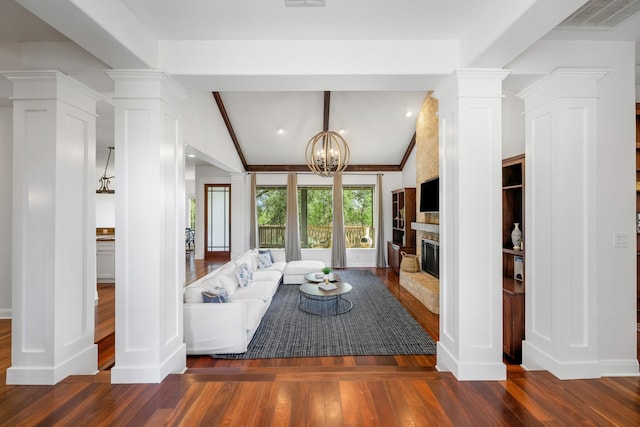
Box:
285;0;326;7
558;0;640;29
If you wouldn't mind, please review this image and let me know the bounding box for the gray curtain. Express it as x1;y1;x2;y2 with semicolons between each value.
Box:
331;172;347;268
285;172;301;261
376;173;386;267
249;173;258;248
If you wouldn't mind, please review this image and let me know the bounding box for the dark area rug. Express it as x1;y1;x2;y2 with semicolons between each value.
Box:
211;269;437;359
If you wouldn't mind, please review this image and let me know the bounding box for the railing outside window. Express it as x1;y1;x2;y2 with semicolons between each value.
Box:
258;225;374;249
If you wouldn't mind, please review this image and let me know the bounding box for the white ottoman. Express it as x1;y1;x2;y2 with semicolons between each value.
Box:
283;260;326;284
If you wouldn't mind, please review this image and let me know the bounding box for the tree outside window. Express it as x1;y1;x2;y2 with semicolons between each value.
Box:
256;186;287;248
256;184;375;249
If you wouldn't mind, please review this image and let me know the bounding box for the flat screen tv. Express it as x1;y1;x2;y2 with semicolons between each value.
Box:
419;177;439;213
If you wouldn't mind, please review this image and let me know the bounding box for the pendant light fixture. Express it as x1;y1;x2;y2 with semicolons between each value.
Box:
96;146;115;194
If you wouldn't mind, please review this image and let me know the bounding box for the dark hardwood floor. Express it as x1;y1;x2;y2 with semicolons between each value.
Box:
0;255;638;426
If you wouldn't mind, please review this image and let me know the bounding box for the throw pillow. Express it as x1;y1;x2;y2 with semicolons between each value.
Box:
184;286;205;303
202;287;230;303
216;265;238;295
257;252;273;269
258;249;274;263
235;262;253;287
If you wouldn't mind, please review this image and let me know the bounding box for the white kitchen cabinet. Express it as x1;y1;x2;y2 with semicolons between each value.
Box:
96;240;115;282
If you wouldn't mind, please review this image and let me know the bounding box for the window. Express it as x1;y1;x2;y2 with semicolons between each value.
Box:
343;186;375;248
256;184;375;249
299;186;332;248
256;186;287;248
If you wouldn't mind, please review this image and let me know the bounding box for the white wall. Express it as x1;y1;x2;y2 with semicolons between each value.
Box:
0;107;12;318
183;92;244;173
402;146;417;187
502;91;525;158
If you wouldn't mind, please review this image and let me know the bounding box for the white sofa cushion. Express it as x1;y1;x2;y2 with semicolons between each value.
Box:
216;264;239;295
242;298;266;332
184;286;204;303
233;280;277;301
282;260;326;284
261;261;287;274
252;270;282;284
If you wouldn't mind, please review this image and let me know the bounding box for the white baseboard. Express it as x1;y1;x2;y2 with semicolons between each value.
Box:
599;359;640;377
0;308;12;319
522;340;601;379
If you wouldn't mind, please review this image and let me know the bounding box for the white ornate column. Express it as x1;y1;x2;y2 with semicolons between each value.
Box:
4;71;101;384
436;69;510;380
106;70;187;383
518;69;608;379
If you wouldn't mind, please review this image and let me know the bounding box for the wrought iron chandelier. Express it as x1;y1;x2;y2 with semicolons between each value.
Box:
305;130;350;177
96;146;115;194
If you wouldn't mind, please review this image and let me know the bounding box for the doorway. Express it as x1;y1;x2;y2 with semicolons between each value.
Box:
205;184;231;261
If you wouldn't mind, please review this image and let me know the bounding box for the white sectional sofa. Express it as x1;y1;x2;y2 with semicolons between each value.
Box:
183;249;287;355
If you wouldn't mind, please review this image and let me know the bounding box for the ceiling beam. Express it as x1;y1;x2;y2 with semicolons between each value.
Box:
246;164;402;173
212;91;248;171
399;132;416;170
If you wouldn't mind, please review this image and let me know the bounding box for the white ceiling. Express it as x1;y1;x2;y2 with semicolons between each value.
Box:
1;0;639;171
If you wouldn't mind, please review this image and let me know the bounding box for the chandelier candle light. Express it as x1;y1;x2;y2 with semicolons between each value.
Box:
305;130;350;177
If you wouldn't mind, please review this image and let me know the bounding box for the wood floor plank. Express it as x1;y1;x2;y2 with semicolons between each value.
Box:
408;379;454;426
216;381;266;426
338;380;380;426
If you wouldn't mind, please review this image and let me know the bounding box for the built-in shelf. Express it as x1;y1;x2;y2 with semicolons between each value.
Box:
411;222;439;233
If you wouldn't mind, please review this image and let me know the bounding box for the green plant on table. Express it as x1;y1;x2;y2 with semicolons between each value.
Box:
322;266;331;275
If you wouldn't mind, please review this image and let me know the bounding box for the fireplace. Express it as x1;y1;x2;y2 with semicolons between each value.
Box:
421;238;439;278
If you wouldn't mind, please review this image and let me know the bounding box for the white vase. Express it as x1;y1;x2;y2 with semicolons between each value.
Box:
511;223;522;249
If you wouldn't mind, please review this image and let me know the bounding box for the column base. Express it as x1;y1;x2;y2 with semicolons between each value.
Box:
111;343;186;384
436;341;506;381
522;340;601;379
6;344;98;385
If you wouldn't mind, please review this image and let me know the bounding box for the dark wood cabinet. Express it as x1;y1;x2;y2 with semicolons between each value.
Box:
502;155;525;362
503;280;525;361
388;187;416;274
636;104;640;313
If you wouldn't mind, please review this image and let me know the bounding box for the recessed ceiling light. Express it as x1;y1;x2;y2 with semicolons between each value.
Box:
277;128;285;135
187;154;195;158
339;129;345;134
405;110;413;118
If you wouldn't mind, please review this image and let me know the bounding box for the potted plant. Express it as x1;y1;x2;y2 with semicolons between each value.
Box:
322;266;331;283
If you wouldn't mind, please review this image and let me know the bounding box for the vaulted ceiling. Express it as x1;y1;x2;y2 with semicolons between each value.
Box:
1;0;639;172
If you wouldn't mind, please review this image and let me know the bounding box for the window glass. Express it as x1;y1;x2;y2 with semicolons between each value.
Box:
256;186;287;248
343;186;375;248
298;186;332;248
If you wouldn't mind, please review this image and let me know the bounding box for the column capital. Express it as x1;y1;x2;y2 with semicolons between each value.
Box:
1;70;103;114
517;68;609;111
434;68;510;104
105;69;187;108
